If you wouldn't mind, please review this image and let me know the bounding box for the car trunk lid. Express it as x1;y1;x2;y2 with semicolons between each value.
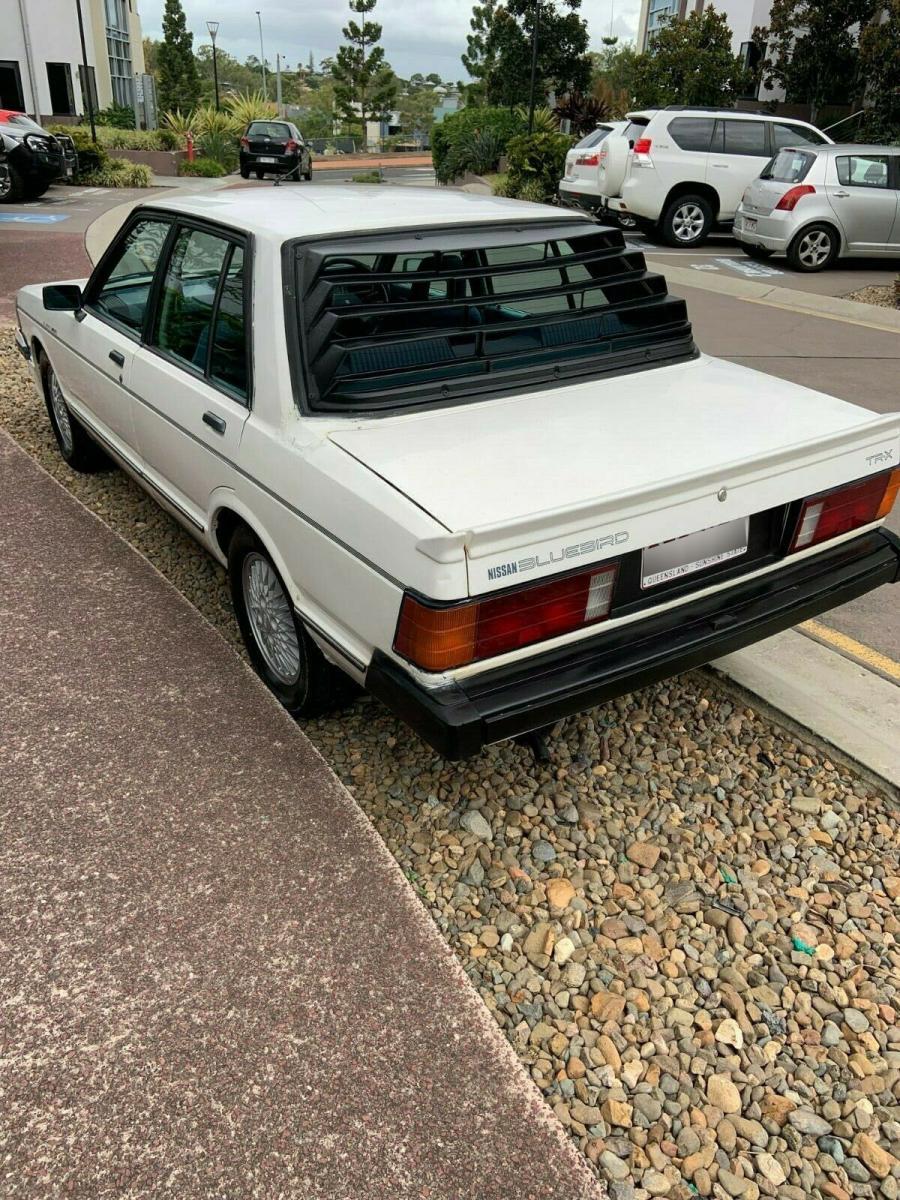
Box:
743;148;819;215
329;355;899;594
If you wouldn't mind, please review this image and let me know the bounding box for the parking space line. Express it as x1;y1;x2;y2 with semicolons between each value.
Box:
799;620;900;683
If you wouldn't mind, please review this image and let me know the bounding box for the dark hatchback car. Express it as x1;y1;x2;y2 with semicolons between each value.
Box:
0;110;75;202
239;120;312;181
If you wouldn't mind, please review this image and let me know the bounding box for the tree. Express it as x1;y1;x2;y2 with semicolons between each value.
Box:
631;8;748;108
589;39;639;102
397;88;436;143
857;0;900;139
156;0;201;114
755;0;876;121
193;46;257;103
143;37;161;75
461;0;500;105
481;0;591;108
332;0;399;139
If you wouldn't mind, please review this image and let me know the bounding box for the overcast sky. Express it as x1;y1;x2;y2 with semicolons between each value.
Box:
141;0;641;82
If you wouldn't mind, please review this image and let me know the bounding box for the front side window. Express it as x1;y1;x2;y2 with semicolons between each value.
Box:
91;217;170;334
719;120;768;156
668;117;715;152
772;122;828;150
153;225;248;400
836;154;890;189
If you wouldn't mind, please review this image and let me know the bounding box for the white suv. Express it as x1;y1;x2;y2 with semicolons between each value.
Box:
600;106;832;246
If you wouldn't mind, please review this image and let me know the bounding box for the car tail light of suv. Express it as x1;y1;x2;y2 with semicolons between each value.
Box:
394;562;619;671
632;137;654;166
790;468;900;553
775;184;815;211
576;152;600;167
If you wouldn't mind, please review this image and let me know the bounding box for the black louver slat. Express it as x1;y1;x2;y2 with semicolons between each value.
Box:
292;221;695;412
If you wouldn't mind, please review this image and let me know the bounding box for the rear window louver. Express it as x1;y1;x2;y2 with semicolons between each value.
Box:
290;221;694;411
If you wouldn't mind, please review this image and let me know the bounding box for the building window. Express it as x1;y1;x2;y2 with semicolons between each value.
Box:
647;0;679;38
46;63;76;115
105;0;133;108
0;60;26;111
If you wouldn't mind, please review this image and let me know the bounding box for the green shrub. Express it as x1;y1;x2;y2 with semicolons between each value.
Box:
95;103;137;129
491;172;512;197
80;159;153;188
50;124;181;154
505;131;574;203
178;156;226;177
432;106;526;183
351;170;382;183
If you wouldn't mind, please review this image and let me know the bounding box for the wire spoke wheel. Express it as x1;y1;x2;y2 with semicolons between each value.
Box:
242;552;301;685
49;369;74;455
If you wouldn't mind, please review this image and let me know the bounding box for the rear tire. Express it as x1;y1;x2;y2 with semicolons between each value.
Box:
240;165;250;179
303;165;313;181
40;355;112;473
786;223;838;272
0;162;25;203
661;194;713;248
255;169;265;180
228;526;357;717
741;243;775;260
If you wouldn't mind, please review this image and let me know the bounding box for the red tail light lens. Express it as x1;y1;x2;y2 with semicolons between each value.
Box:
285;138;298;152
790;468;900;553
633;137;652;156
576;153;600;166
394;563;619;672
775;185;815;211
240;136;249;148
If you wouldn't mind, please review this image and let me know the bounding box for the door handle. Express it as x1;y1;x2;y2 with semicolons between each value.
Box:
202;411;226;435
833;190;850;198
109;350;125;367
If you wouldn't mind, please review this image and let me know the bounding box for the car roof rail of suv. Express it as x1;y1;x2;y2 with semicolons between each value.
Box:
662;105;771;116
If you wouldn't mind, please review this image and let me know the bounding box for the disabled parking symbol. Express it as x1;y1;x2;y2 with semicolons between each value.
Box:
0;213;71;224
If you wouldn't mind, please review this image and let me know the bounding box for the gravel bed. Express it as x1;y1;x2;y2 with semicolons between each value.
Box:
3;325;899;1200
845;285;897;310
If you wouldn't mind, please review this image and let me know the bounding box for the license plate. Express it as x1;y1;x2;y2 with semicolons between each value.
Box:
641;517;749;589
258;156;277;163
743;217;757;232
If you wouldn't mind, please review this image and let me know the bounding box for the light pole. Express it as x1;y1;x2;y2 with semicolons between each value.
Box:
206;20;220;110
74;0;97;142
256;11;267;98
527;0;541;134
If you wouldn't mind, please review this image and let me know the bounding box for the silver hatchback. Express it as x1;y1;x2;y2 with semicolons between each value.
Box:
734;143;900;271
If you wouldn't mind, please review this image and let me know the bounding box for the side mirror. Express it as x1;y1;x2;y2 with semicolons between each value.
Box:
43;283;83;311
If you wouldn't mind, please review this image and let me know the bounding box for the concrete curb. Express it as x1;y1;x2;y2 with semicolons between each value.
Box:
644;259;900;334
712;629;900;789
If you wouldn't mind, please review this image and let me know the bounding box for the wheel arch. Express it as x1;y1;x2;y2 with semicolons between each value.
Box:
209;494;301;606
663;181;721;219
788;218;843;254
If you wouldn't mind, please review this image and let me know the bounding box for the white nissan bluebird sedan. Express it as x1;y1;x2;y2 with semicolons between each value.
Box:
15;188;900;758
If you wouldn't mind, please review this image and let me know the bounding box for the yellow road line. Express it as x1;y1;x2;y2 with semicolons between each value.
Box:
799;620;900;682
743;294;900;335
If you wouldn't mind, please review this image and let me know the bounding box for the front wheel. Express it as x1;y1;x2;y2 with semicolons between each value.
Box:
24;179;51;200
0;162;25;203
228;526;356;717
787;224;838;272
661;194;713;247
41;356;111;472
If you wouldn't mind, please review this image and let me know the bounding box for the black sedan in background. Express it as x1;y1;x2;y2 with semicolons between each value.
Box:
239;120;312;181
0;110;75;202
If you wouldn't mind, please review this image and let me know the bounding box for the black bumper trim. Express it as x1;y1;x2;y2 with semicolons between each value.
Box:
366;529;900;760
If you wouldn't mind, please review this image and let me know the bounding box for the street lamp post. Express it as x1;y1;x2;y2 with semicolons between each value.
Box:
74;0;97;143
527;0;541;134
206;20;220;111
256;11;267;98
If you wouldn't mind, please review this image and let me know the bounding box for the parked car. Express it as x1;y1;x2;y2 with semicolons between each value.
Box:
239;120;312;181
14;189;900;758
595;106;832;246
735;143;900;271
559;121;629;215
0;110;75;202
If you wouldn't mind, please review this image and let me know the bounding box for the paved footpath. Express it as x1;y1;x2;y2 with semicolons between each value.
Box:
0;431;604;1200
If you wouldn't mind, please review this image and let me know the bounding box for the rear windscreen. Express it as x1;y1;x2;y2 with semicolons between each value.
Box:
247;121;290;138
573;127;612;150
287;222;694;412
761;148;816;182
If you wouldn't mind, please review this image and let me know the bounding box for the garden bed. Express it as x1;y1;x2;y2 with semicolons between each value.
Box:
107;148;188;177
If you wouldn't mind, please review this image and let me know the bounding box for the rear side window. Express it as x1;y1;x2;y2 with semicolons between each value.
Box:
762;148;816;182
668;117;715;152
836;154;890;188
289;223;694;412
717;120;768;156
573;127;610;150
772;122;828;149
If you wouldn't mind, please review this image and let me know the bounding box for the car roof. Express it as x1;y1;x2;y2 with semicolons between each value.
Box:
809;142;899;155
139;186;582;242
627;107;820;125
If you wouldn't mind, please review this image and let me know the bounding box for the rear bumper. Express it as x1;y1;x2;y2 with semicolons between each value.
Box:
733;210;791;251
366;529;900;760
240;151;302;173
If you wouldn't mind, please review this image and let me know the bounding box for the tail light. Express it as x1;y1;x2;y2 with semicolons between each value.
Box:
394;562;619;672
775;184;815;211
576;153;600;166
240;136;249;148
285;138;298;152
790;468;900;553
